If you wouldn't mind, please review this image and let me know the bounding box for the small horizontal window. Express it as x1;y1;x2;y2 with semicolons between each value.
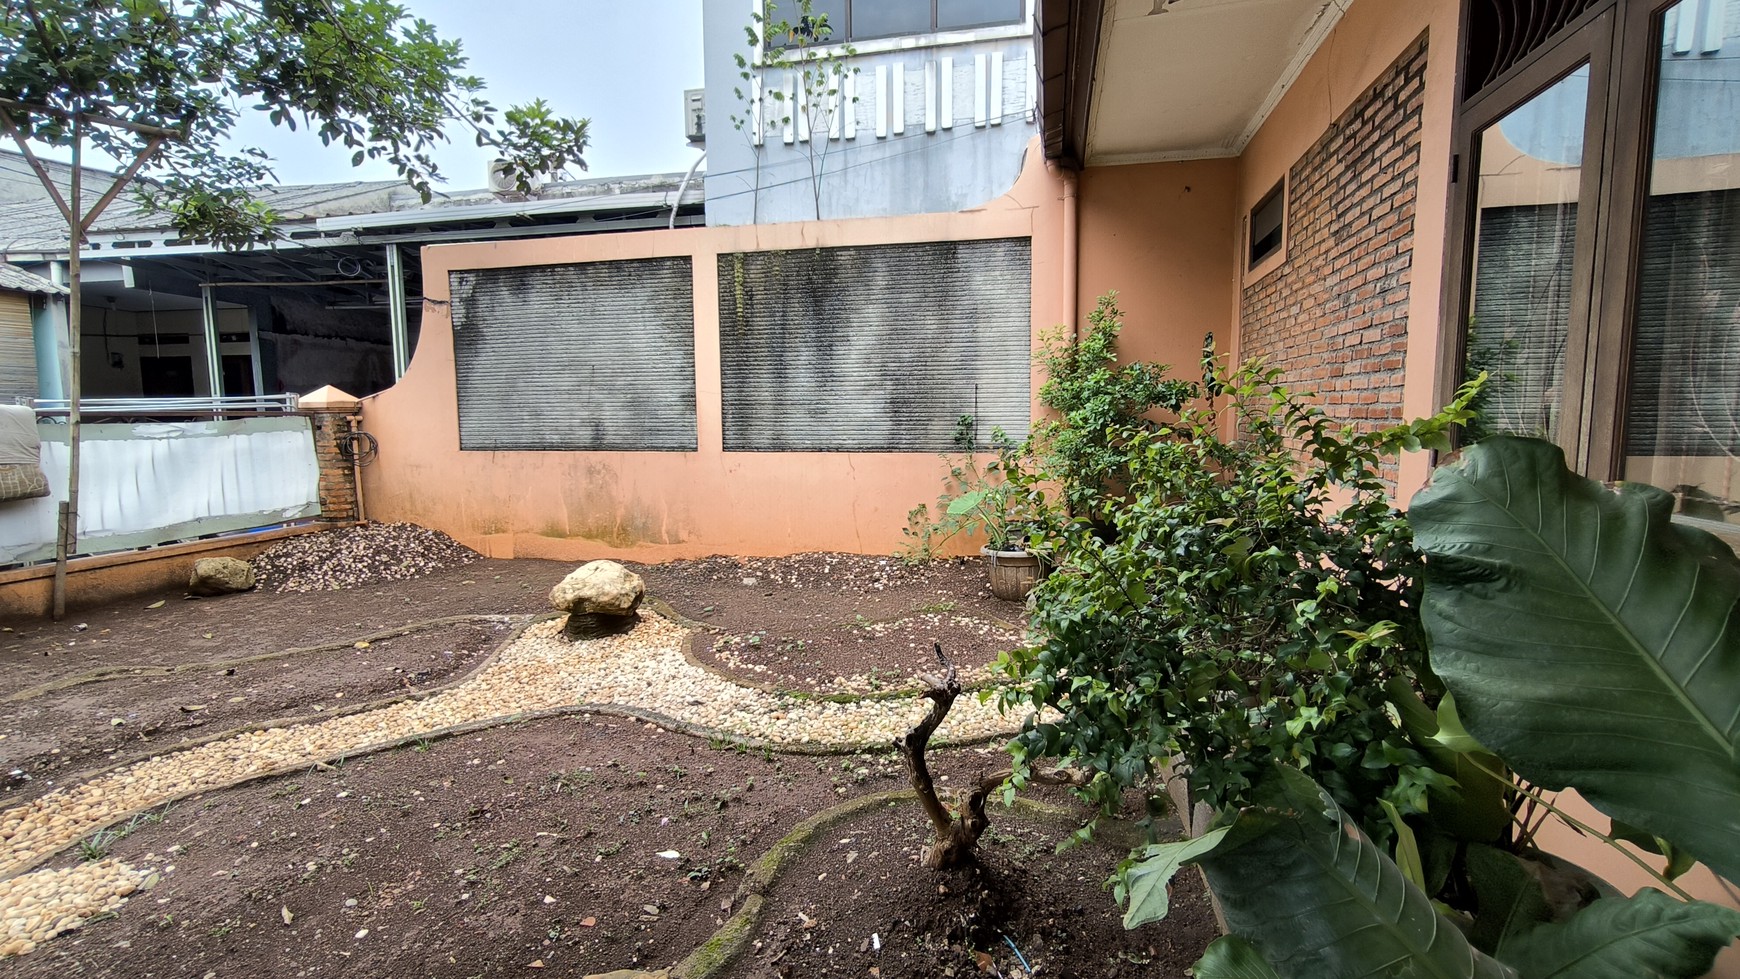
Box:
1249;180;1285;269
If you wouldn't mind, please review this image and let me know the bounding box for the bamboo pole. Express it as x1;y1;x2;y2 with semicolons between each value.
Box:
52;122;84;620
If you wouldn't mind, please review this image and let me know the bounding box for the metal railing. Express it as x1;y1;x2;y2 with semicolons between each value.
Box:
29;394;300;418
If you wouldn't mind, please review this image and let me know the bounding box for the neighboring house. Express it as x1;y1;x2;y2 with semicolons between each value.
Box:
0;150;705;403
0;264;65;403
700;0;1039;224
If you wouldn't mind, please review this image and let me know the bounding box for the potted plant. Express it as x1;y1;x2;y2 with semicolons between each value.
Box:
905;417;1045;601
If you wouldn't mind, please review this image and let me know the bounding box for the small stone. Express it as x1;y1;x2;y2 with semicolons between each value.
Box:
188;558;255;596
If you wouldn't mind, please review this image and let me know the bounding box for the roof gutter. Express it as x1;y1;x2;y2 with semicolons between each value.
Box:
1036;0;1106;170
313;187;704;233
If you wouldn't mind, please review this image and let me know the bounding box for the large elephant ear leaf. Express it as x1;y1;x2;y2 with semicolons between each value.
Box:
1193;935;1282;979
1499;889;1740;978
1410;437;1740;883
1196;766;1516;979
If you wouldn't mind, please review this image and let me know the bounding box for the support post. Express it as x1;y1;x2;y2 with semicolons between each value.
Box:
50;124;83;621
385;244;409;380
200;285;224;399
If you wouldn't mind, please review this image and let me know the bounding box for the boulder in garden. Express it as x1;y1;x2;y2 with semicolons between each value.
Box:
551;561;644;639
189;557;255;596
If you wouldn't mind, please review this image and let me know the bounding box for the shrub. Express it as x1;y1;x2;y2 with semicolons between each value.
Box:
999;346;1479;840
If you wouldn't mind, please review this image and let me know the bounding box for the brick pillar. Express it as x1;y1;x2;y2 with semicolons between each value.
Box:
307;410;360;523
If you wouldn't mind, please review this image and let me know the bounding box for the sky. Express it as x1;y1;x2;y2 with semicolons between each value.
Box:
51;0;707;188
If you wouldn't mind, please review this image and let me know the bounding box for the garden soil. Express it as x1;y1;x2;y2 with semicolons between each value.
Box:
0;544;1217;976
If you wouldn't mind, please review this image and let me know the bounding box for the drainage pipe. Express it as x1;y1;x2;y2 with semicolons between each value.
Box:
1062;167;1080;341
670;151;706;229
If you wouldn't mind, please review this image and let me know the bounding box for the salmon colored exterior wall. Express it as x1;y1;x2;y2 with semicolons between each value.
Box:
1075;160;1239;375
359;142;1090;562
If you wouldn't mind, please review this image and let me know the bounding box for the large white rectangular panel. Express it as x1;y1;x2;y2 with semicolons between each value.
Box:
990;52;1005;126
940;57;954;130
924;61;937;134
844;72;858;139
974;54;988;127
892;63;906;135
0;416;322;565
875;64;890;138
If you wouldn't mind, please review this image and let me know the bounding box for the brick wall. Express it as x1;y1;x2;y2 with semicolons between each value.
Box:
307;410;360;523
1240;34;1428;450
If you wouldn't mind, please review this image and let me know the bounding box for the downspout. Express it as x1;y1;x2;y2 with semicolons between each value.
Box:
670;151;706;230
1063;168;1080;341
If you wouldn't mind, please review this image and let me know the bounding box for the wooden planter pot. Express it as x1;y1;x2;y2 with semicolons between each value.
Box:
981;546;1044;602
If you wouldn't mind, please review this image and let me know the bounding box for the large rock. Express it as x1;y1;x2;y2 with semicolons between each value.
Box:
551;561;644;639
189;557;255;596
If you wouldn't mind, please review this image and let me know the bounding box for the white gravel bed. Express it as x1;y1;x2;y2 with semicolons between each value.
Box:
0;858;144;956
0;610;1029;958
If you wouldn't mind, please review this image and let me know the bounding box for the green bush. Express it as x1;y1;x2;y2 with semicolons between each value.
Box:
1031;293;1193;523
999;346;1479;840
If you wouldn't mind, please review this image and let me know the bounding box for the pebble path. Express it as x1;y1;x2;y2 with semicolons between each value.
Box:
0;610;1027;957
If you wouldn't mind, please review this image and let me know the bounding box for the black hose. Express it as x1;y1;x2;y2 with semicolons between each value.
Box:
335;430;379;467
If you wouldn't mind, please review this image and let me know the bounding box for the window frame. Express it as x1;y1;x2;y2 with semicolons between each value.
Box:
1440;0;1687;481
1246;177;1288;275
760;0;1026;53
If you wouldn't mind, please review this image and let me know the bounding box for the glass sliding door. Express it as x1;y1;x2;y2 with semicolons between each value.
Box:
1463;68;1592;443
1619;0;1740;526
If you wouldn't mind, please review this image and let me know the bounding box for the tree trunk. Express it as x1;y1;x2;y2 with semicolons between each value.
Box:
895;644;1082;869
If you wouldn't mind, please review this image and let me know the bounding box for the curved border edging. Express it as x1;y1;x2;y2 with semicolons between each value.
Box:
3;614;530;704
669;793;1090;979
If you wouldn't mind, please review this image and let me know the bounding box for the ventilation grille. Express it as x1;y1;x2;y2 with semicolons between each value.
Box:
450;259;697;452
1464;0;1603;100
718;238;1032;452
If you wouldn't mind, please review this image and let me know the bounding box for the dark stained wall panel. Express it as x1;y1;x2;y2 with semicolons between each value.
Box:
718;238;1031;452
450;259;697;452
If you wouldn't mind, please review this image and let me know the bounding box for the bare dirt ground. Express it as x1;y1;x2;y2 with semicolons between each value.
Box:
0;540;1218;977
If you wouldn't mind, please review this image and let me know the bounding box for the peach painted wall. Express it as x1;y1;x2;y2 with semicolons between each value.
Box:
1075;160;1239;375
1237;0;1461;500
1234;3;1740;969
359;140;1077;562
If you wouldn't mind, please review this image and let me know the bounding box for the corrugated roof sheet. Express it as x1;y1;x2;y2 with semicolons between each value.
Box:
0;263;67;295
0;149;700;257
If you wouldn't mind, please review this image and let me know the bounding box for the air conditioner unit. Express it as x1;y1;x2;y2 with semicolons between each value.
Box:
684;89;706;145
487;159;543;197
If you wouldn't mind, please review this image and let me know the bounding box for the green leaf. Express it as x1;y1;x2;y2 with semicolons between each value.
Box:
1411;437;1740;883
1192;935;1282;979
1196;767;1516;978
944;490;988;516
1430;694;1486;754
1380;799;1428;892
1119;826;1230;929
1608;821;1698;881
1499;890;1740;978
1464;844;1554;957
